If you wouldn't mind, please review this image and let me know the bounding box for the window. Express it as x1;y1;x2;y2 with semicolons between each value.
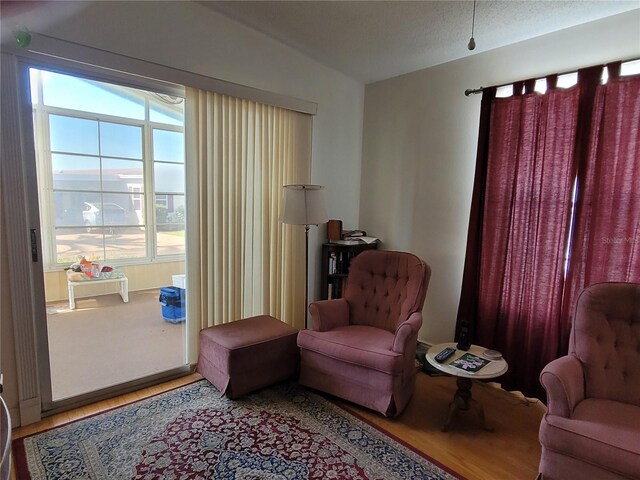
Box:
153;128;185;256
493;61;640;100
30;68;185;267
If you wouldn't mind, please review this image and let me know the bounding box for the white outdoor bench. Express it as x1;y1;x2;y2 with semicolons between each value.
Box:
66;270;129;309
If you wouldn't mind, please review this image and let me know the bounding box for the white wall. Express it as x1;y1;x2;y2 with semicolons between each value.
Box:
1;0;364;298
0;0;364;424
360;10;640;345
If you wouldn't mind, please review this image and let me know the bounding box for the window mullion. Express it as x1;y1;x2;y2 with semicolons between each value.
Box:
144;97;156;261
38;105;147;128
39;109;56;269
97;119;107;260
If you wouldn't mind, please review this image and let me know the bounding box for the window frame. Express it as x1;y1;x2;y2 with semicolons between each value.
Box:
29;66;186;271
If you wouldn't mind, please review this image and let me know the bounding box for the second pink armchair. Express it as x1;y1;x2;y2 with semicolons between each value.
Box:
538;282;640;479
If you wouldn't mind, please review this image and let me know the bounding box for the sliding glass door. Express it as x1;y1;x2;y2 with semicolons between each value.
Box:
23;63;190;408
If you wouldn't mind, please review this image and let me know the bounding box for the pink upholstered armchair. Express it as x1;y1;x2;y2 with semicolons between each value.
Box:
297;250;430;417
538;282;640;480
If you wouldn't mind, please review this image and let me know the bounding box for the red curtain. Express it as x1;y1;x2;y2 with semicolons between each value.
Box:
561;68;640;351
476;81;580;398
457;64;640;399
456;87;496;335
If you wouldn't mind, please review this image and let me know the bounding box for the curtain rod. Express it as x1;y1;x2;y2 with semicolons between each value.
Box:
464;57;640;97
465;87;483;96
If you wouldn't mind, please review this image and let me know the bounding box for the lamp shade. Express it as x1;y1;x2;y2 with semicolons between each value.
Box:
281;184;328;226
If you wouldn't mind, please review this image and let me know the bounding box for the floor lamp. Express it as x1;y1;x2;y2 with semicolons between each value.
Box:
281;185;328;329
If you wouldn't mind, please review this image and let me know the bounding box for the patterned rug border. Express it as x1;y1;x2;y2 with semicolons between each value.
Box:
12;378;204;479
13;379;466;480
333;401;466;480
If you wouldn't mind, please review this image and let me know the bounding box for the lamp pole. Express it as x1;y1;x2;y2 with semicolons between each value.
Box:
304;224;310;329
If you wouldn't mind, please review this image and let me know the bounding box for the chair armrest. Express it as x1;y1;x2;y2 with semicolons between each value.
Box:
392;312;423;353
308;299;350;331
540;355;585;418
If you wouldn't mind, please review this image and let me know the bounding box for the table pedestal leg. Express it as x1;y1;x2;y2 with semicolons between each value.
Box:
442;377;493;432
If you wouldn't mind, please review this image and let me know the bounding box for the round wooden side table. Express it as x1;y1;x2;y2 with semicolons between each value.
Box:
425;342;508;432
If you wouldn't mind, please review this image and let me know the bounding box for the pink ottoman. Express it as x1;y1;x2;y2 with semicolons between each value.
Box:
197;315;299;399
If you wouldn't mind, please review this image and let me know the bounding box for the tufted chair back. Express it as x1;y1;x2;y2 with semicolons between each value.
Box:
570;282;640;407
344;250;430;333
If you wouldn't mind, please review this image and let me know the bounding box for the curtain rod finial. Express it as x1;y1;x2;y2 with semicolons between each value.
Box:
465;87;484;96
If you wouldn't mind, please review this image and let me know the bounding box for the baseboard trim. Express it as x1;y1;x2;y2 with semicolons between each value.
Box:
41;365;191;419
19;396;41;426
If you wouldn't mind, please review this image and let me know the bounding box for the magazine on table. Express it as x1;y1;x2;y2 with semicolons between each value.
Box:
450;352;491;373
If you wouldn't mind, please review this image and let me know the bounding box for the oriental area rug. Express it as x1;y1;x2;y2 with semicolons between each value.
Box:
14;380;463;479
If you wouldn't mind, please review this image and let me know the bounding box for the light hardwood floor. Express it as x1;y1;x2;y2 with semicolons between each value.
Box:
12;372;545;479
342;373;545;480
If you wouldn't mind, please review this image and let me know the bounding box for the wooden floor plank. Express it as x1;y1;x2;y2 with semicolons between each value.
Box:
336;373;545;480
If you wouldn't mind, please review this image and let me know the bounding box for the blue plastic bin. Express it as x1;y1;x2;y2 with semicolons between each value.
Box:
159;286;186;323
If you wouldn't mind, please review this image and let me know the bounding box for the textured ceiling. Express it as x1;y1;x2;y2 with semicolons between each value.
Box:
204;0;640;84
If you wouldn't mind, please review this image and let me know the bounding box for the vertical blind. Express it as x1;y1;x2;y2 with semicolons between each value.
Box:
186;89;312;335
